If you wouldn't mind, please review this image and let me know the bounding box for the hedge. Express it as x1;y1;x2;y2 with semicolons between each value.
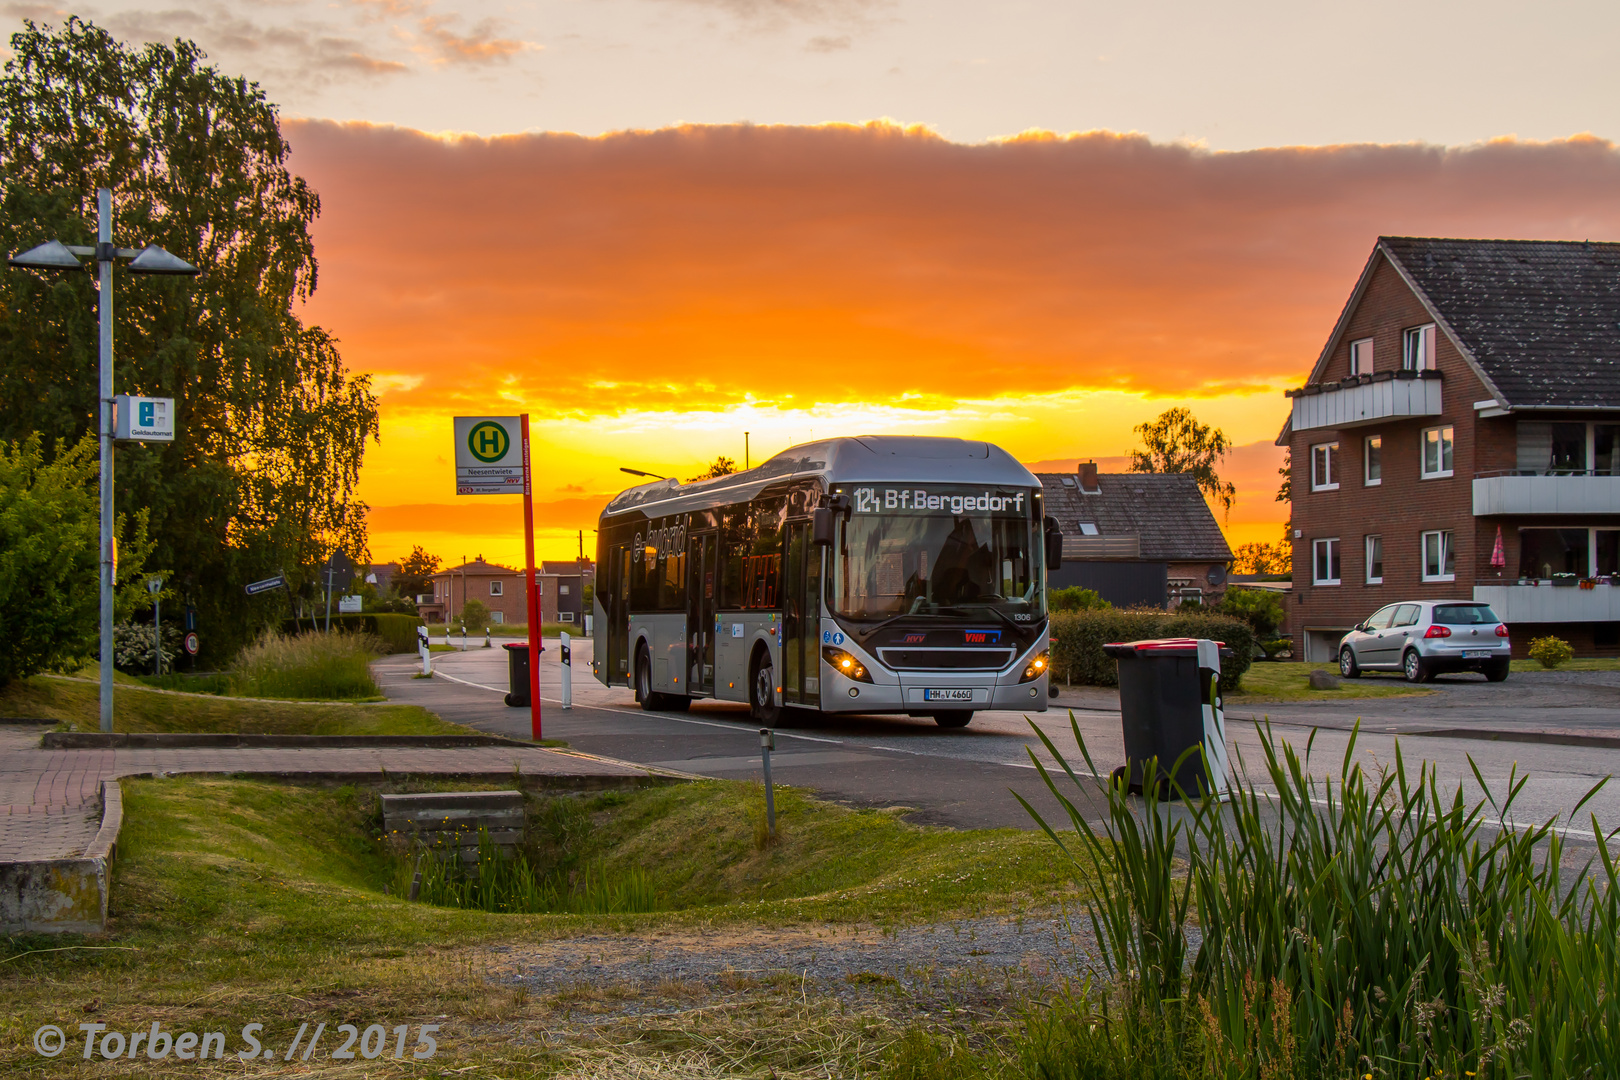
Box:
1049;608;1255;691
279;613;425;654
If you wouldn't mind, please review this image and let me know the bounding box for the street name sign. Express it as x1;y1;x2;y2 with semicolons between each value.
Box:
338;595;363;613
114;395;175;442
245;574;287;596
454;416;524;495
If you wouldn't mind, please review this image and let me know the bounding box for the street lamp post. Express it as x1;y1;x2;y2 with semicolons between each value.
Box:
7;187;199;732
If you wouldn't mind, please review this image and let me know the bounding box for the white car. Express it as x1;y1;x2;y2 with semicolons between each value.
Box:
1338;601;1511;683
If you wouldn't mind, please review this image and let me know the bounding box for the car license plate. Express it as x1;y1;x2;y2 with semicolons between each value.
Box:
1462;650;1493;658
923;688;974;702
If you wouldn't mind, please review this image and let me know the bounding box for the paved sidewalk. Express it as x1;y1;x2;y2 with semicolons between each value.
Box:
0;723;660;864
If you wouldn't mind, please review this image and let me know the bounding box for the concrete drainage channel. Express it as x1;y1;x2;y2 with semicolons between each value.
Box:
0;726;694;934
0;780;123;935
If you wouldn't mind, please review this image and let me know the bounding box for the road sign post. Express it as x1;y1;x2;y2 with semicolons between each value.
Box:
455;414;542;740
147;577;163;676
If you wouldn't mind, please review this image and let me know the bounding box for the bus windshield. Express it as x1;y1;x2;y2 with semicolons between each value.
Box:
832;484;1043;620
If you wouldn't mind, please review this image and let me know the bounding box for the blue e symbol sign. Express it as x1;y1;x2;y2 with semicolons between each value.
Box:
139;400;155;426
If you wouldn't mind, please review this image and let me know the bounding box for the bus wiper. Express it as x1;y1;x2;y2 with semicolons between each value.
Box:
855;610;950;636
939;604;1022;634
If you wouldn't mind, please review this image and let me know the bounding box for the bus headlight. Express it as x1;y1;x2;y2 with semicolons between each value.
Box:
1021;650;1050;682
822;647;873;684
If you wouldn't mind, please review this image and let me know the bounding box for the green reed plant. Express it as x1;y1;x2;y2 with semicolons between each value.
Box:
1017;715;1620;1079
229;629;382;699
397;827;660;916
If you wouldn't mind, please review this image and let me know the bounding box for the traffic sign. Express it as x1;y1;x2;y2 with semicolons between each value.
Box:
182;632;199;656
338;595;363;613
114;395;175;442
453;416;524;495
323;550;354;592
245;574;287;596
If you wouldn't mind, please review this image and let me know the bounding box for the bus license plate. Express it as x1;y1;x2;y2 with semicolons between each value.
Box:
1462;650;1493;658
923;688;974;702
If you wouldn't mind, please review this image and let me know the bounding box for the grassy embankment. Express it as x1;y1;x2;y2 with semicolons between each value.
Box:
0;776;1077;1077
0;671;465;736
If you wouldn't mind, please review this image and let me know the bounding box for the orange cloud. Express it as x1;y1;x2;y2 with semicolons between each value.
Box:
280;122;1620;565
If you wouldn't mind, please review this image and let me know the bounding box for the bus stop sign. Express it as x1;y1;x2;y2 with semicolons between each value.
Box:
454;416;523;495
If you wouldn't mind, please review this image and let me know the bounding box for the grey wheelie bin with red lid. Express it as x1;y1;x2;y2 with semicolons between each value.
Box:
1101;638;1232;799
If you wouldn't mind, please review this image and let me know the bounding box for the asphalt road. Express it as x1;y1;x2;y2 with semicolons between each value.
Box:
375;641;1620;848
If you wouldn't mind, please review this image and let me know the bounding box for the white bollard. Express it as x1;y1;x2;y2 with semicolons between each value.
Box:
560;631;573;710
417;624;432;675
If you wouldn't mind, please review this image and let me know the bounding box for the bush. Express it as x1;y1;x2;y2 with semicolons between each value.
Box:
278;613;423;653
1049;608;1254;691
1528;634;1574;669
1217;586;1284;640
113;620;180;674
1049;585;1111;611
457;598;491;634
230;630;382;699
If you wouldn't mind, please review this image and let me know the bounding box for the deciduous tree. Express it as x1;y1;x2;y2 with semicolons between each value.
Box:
1129;406;1237;519
0;19;379;661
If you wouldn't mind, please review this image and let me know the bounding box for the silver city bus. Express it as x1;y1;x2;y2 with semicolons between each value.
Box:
592;435;1062;728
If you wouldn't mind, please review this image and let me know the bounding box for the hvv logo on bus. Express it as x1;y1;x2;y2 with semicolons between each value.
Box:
851;488;1025;515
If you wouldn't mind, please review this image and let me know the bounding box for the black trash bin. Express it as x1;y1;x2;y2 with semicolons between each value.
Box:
503;641;542;707
1101;638;1232;799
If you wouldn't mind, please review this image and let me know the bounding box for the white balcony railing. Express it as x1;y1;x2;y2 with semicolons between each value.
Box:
1473;581;1620;623
1472;472;1620;515
1288;371;1443;432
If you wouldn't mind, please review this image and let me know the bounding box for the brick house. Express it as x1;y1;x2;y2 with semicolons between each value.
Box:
417;556;596;628
1280;237;1620;661
1038;463;1234;609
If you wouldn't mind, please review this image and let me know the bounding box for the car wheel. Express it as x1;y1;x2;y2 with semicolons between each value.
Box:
1403;650;1430;683
1485;659;1510;683
933;710;973;729
1339;646;1361;679
751;652;780;725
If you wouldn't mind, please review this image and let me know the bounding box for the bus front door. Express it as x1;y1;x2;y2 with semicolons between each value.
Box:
688;531;717;695
607;543;631;686
781;522;822;708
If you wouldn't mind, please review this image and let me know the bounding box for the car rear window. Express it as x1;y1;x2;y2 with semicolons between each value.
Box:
1434;604;1499;625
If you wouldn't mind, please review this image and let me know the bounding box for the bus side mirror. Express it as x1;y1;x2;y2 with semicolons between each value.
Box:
812;506;835;546
1044;516;1063;571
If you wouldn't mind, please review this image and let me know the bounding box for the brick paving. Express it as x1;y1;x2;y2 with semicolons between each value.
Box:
0;723;656;864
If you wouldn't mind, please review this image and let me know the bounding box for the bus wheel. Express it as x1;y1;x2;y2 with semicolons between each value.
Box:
751;652;780;725
933;711;973;729
636;645;663;711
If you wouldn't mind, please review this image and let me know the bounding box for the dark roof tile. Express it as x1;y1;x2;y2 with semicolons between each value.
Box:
1381;236;1620;408
1036;472;1231;561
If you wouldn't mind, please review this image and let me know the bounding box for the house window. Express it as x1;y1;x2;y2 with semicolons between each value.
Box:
490;611;504;624
1365;535;1383;584
560;584;570;596
489;580;503;596
1403;324;1436;370
560;611;575;622
1364;435;1382;485
1349;338;1373;375
1421;426;1454;478
1311;442;1339;491
1078;522;1099;536
1421;530;1455;582
1313;538;1341;585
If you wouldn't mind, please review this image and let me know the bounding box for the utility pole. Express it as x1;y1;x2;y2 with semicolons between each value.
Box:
745;431;750;470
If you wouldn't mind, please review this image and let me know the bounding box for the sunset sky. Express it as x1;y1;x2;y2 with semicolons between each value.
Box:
10;1;1620;569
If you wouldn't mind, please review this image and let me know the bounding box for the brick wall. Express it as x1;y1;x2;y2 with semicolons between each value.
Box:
1288;253;1490;659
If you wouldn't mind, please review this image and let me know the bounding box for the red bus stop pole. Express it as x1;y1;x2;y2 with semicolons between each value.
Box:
521;414;542;741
